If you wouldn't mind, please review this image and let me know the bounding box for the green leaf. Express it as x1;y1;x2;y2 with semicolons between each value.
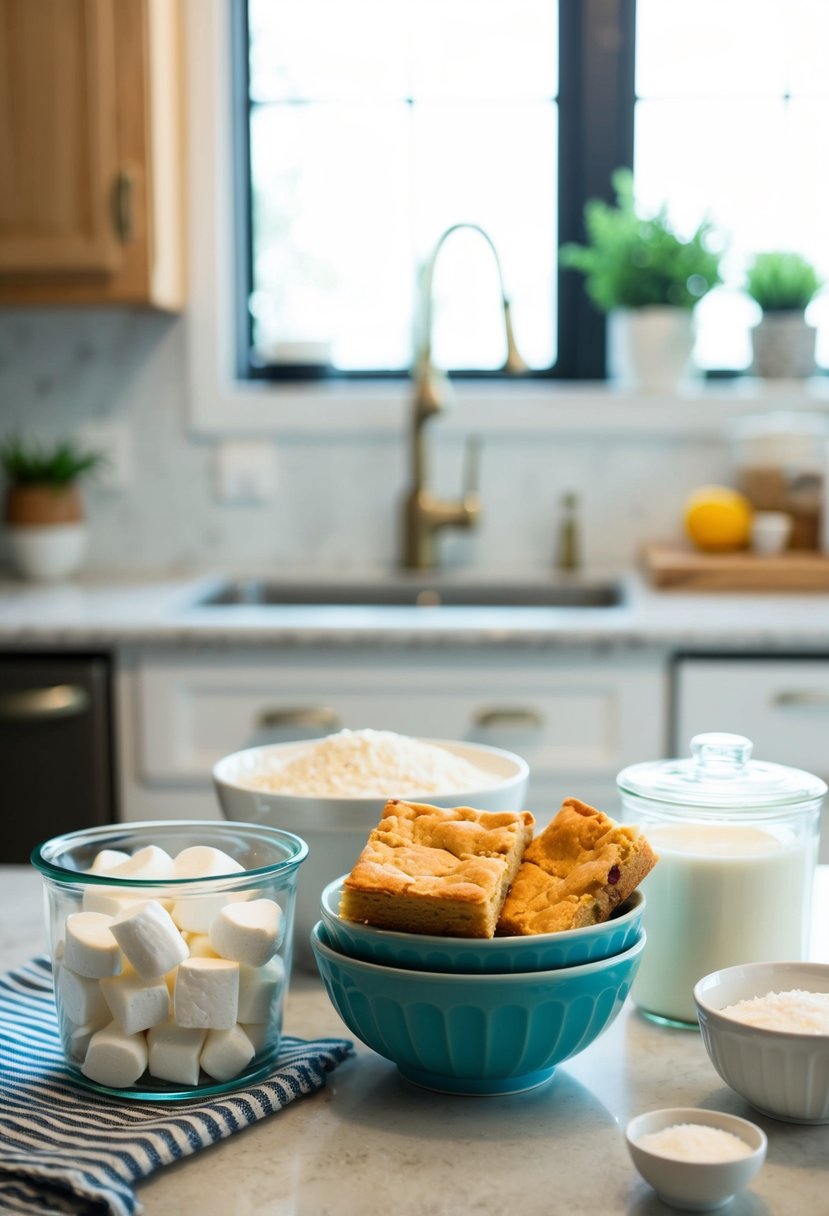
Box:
560;168;723;312
0;434;107;485
745;252;822;312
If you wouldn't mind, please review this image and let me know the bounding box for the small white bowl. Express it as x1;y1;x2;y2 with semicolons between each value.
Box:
214;736;529;969
694;960;829;1124
625;1107;766;1211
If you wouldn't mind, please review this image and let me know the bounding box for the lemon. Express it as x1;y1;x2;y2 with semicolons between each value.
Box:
683;486;753;552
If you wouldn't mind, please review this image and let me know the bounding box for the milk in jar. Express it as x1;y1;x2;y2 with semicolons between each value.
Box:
617;734;825;1026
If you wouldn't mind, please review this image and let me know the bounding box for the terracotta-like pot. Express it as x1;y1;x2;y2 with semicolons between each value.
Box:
5;482;85;526
4;483;87;582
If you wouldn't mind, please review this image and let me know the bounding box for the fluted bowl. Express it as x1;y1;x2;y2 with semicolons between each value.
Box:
321;875;645;973
694;960;829;1124
311;920;645;1095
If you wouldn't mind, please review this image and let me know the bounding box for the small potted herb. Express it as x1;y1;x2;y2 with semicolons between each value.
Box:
561;168;723;391
745;252;822;379
1;436;105;581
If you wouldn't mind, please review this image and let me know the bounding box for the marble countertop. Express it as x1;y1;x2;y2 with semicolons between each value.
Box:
3;865;828;1216
1;568;829;651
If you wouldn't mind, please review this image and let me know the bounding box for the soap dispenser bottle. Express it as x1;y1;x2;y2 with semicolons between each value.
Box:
555;491;580;571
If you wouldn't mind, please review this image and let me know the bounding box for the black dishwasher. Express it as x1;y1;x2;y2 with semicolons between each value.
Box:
0;653;116;863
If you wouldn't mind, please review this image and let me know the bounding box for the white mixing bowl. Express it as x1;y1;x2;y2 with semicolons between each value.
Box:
213;736;530;970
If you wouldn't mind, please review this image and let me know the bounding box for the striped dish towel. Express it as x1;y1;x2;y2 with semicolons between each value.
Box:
0;956;353;1216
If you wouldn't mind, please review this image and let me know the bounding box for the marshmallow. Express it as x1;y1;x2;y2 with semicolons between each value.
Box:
82;1021;148;1088
110;900;189;980
57;966;110;1027
108;845;176;881
63;912;121;979
174;958;239;1030
100;967;171;1036
67;1020;106;1062
237;957;285;1024
185;933;220;959
208;899;283;968
88;849;130;875
82;886;139;919
200;1025;255;1083
173;846;244;879
171;847;245;934
147;1021;207;1086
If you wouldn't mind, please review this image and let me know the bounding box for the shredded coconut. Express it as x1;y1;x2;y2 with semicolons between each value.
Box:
637;1123;753;1163
719;988;829;1033
244;728;500;798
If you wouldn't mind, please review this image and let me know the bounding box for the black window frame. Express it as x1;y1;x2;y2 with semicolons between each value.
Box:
233;0;636;383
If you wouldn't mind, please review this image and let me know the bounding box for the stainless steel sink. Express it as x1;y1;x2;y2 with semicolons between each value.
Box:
194;577;624;610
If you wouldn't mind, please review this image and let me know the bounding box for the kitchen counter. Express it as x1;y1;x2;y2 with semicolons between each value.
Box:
3;866;828;1216
1;569;829;651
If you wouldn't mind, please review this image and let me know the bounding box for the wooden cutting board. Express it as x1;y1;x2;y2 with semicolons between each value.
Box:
643;544;829;591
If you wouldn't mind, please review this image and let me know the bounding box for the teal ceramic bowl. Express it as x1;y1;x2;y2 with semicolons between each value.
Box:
321;875;644;973
311;920;645;1095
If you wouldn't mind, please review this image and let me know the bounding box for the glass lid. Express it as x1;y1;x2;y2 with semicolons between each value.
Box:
617;733;827;809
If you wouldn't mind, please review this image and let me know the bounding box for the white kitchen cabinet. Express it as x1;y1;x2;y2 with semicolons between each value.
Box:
674;655;829;861
117;647;667;825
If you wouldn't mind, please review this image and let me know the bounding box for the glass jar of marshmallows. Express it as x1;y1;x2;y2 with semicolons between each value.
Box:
31;820;308;1099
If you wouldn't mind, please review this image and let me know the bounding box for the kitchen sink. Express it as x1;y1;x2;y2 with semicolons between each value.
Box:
194;577;624;610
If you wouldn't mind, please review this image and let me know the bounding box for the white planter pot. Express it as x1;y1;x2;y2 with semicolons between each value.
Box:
607;307;696;393
6;523;88;582
751;314;816;379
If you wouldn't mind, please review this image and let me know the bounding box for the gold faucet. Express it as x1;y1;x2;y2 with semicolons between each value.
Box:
402;223;527;570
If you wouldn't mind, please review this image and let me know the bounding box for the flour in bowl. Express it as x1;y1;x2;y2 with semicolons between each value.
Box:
248;729;500;797
719;989;829;1033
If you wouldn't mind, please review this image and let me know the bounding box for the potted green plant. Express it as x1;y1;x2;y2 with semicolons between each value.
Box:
745;252;822;379
1;435;104;581
561;168;723;391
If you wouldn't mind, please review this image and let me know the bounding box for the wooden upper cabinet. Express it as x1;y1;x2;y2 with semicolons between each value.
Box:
0;0;184;309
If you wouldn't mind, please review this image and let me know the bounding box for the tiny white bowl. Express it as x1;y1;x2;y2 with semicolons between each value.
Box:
214;736;529;970
694;960;829;1124
625;1107;766;1212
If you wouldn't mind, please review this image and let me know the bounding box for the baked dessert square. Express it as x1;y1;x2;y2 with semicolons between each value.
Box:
339;799;535;939
497;797;657;936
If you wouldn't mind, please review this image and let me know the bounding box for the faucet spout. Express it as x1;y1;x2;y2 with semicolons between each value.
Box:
402;224;526;571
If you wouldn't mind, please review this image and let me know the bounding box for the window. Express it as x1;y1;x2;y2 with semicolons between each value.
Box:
635;0;829;373
238;0;827;382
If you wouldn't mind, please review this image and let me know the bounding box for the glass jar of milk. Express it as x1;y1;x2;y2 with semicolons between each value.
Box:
617;733;826;1028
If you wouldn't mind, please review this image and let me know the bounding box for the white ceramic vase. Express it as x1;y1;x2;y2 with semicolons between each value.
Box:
751;313;816;379
606;306;696;393
6;523;88;582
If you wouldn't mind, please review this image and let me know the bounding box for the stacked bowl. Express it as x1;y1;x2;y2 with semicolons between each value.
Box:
312;874;646;1095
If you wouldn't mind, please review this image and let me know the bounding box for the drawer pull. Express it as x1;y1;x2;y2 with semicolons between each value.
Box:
255;706;342;731
0;684;89;723
773;690;829;710
473;707;544;730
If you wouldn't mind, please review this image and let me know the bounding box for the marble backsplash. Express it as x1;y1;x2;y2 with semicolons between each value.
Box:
0;309;733;578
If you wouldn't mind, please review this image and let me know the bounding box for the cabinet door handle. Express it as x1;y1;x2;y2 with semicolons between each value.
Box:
773;690;829;709
473;707;544;730
0;684;89;723
255;706;342;731
113;169;135;243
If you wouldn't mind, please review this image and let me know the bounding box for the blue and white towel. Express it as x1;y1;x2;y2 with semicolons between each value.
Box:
0;956;353;1216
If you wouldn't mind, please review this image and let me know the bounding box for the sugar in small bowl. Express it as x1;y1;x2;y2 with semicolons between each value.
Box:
31;820;308;1099
625;1107;766;1211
